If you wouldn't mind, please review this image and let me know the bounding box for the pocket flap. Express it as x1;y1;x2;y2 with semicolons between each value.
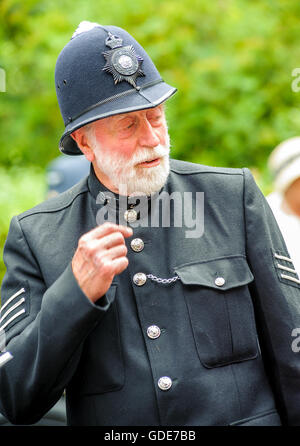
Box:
175;256;254;290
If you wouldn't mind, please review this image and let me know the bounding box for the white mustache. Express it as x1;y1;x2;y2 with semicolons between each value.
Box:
131;145;170;166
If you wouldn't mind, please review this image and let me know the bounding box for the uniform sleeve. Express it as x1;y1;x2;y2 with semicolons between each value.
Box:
243;167;300;425
0;216;112;425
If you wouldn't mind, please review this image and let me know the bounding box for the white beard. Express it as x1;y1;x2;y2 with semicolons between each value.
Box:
92;137;171;196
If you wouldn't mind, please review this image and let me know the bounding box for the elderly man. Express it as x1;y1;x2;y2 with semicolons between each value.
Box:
1;22;300;427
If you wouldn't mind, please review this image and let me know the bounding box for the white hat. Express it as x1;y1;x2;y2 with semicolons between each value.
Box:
268;136;300;192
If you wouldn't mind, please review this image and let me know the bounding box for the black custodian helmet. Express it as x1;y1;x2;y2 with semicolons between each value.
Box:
55;21;177;155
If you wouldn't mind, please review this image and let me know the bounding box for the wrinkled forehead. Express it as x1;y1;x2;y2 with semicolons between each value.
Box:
109;103;165;122
87;103;166;132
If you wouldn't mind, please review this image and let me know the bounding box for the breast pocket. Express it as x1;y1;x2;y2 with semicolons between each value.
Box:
175;256;258;368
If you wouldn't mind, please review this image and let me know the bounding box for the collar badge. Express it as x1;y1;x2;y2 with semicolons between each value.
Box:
102;32;145;89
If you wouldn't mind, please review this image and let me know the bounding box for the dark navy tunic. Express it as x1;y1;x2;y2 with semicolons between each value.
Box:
1;159;300;426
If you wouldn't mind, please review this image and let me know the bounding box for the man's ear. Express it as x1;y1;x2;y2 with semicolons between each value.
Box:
70;128;95;162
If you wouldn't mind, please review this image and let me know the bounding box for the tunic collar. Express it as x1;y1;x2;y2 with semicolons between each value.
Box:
87;163;165;216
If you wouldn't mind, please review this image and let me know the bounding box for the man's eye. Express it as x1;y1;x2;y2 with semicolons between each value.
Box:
148;110;163;120
120;120;135;131
148;114;163;125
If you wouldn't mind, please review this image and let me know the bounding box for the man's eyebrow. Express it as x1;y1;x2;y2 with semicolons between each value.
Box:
112;105;164;125
148;104;164;113
113;114;135;124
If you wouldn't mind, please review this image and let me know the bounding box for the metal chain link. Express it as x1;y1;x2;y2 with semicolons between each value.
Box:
146;274;180;284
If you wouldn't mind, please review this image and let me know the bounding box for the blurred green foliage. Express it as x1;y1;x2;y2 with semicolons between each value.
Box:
0;167;45;283
1;0;300;285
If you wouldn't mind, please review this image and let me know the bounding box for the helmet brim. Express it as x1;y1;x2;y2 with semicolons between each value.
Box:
59;80;177;155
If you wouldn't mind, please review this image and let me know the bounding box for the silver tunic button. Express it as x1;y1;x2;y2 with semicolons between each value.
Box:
133;272;147;286
147;325;161;339
124;209;138;223
215;277;225;287
158;376;172;391
131;238;144;252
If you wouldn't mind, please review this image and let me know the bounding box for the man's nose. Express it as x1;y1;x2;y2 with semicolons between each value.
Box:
138;118;160;148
